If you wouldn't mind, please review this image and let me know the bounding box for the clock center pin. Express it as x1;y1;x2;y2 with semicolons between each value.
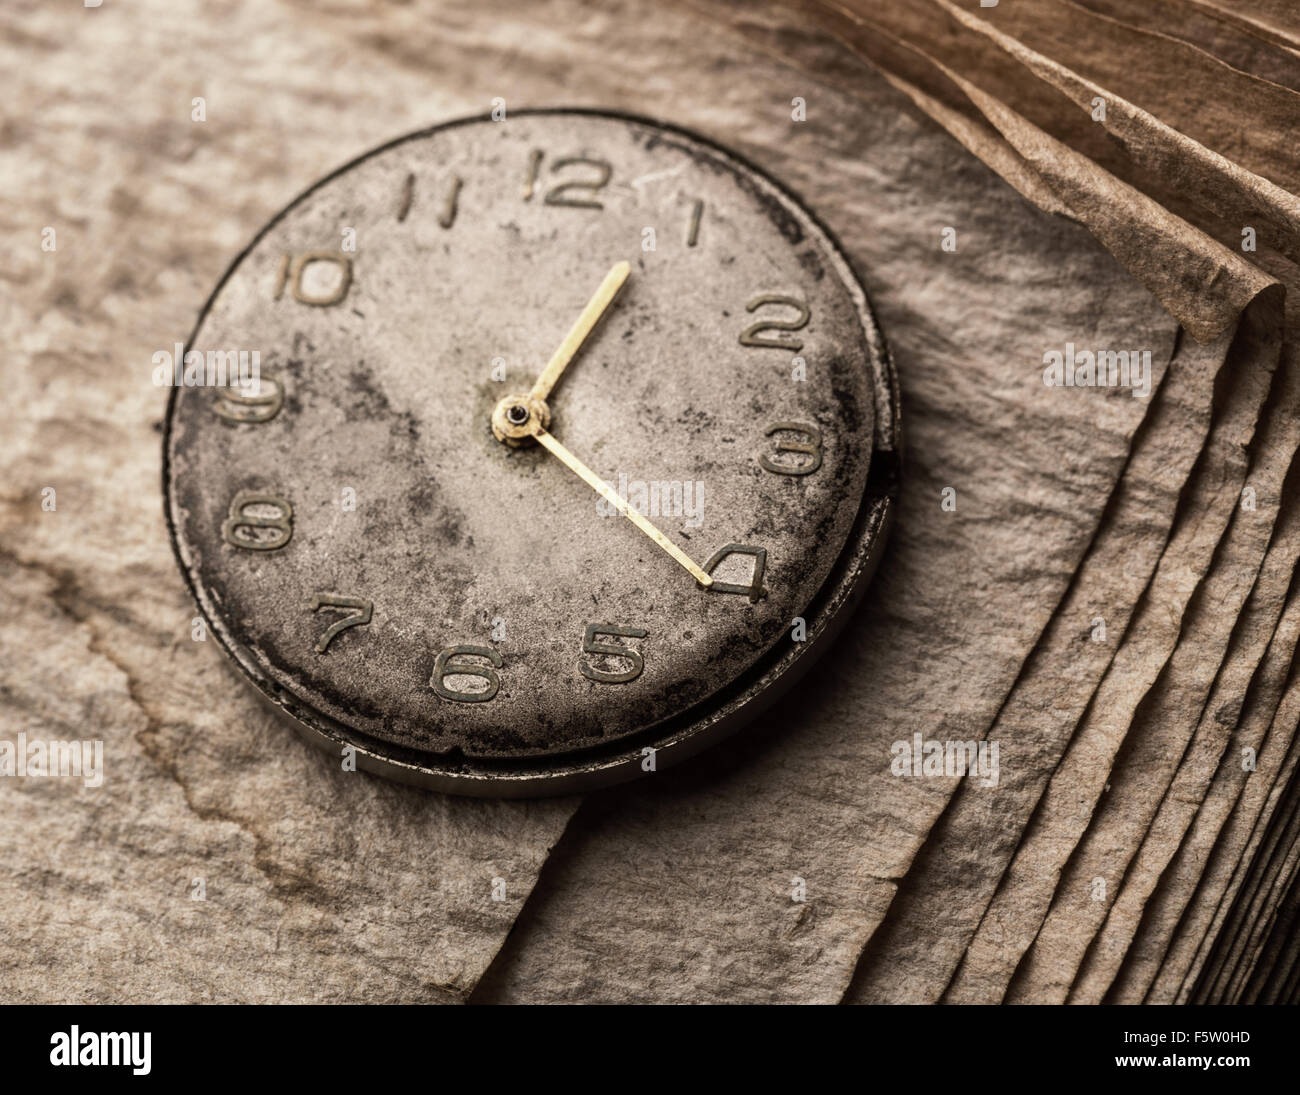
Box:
491;392;551;447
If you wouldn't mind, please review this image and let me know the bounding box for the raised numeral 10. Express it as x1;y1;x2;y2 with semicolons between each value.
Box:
273;252;353;306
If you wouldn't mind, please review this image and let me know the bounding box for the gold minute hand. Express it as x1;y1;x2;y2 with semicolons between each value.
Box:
531;424;713;588
529;261;630;402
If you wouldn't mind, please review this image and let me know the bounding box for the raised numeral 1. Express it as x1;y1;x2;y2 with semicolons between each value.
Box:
686;199;703;247
213;375;284;424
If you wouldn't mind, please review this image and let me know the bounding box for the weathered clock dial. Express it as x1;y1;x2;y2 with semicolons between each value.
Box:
165;109;899;795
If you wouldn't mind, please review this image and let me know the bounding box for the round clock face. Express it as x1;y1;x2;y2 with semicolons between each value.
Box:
165;109;899;795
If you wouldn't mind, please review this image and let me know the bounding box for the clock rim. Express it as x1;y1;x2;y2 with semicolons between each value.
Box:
162;106;902;797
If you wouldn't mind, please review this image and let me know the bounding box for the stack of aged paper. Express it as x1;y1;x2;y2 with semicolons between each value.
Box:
1;0;1296;1003
671;0;1300;1006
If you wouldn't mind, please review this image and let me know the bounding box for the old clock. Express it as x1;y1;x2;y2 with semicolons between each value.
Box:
164;109;900;795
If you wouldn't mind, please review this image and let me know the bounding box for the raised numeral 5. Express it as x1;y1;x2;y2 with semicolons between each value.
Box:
579;624;648;684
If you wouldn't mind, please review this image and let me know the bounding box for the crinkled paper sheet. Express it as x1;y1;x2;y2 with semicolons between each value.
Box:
761;0;1300;1005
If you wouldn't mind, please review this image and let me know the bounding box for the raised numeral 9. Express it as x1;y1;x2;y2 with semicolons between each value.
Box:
213;375;284;424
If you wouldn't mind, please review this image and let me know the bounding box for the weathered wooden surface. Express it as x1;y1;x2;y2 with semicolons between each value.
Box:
2;0;1296;1003
0;0;589;1004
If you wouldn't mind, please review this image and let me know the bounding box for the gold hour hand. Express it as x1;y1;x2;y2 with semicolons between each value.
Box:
491;260;706;586
531;425;713;588
529;261;630;402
